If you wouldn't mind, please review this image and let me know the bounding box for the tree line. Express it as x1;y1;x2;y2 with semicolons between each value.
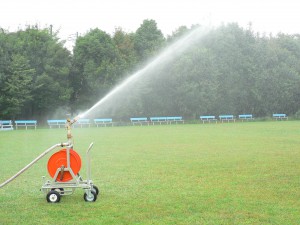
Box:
0;21;300;121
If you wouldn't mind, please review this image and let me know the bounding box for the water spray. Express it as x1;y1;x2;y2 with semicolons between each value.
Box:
79;27;208;119
0;115;99;203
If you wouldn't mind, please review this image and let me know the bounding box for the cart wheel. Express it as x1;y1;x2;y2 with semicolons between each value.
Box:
92;185;99;195
46;190;61;203
51;188;64;195
84;190;97;202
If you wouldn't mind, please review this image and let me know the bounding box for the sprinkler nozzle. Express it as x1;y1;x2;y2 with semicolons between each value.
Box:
73;115;81;123
66;115;81;126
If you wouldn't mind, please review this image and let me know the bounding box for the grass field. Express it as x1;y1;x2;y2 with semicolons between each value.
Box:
0;121;300;224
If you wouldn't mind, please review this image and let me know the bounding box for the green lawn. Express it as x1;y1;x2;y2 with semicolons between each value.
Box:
0;121;300;224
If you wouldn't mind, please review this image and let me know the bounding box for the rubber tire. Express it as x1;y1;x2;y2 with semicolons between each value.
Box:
84;190;97;202
46;190;61;203
92;185;99;195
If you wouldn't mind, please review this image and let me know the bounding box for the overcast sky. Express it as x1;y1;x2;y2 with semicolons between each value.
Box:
1;0;299;48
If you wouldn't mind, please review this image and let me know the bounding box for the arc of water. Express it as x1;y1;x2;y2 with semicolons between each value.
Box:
77;27;207;120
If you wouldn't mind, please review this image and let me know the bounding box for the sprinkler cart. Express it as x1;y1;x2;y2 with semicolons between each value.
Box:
0;116;99;203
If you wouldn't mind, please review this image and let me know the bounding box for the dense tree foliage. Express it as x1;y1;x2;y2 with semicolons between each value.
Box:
2;54;33;118
70;28;120;111
0;21;300;121
0;26;71;120
134;19;165;63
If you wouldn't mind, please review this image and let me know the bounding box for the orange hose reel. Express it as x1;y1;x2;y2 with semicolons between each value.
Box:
47;149;82;182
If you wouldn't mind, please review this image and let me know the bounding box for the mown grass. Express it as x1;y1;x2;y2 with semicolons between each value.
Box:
0;121;300;224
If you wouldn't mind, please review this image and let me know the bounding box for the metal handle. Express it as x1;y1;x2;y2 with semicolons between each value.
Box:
87;142;94;154
86;142;94;181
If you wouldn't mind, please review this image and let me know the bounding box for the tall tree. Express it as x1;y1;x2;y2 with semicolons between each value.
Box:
70;28;122;113
9;26;72;119
0;30;12;117
134;19;165;63
113;27;137;73
1;54;34;119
